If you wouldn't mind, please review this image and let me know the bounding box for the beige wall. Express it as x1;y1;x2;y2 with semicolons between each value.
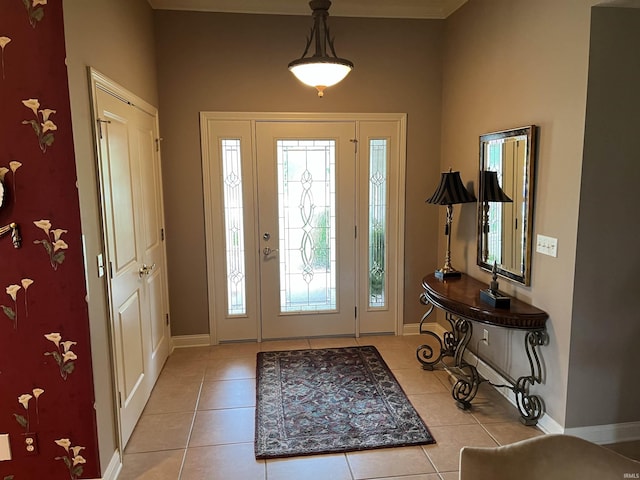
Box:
567;5;640;428
441;0;596;426
63;0;159;471
154;11;445;336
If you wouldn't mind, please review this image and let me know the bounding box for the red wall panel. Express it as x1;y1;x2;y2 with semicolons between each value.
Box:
0;1;100;478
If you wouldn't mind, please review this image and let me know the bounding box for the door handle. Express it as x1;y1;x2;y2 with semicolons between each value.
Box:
262;247;278;257
138;263;156;277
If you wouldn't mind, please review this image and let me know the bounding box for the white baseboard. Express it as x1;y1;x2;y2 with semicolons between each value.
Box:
89;449;120;480
564;422;640;445
403;321;443;337
402;322;422;336
171;334;211;350
536;411;564;435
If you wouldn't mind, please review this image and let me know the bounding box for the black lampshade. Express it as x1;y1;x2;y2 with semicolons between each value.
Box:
426;170;476;205
480;170;512;203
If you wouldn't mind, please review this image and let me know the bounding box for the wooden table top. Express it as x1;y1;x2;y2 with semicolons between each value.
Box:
422;273;548;330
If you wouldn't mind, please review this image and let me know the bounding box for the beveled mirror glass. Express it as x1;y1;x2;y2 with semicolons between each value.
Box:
477;126;537;285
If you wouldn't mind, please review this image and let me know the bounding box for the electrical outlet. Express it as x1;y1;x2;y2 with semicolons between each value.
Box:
482;329;489;345
536;234;558;257
23;432;38;456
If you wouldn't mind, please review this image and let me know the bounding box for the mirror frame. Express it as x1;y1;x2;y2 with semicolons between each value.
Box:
477;125;537;286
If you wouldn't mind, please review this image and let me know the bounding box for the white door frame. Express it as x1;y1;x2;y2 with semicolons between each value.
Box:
201;112;406;344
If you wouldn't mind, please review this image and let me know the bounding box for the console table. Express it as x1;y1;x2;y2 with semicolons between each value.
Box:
416;273;548;425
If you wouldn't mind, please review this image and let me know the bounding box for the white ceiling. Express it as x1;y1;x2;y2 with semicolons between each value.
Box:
147;0;468;19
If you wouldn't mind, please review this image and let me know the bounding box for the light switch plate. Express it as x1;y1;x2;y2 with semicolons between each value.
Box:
0;433;12;461
536;234;558;257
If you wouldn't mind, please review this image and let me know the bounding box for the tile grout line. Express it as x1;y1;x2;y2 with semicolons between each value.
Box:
177;378;205;480
343;451;358;480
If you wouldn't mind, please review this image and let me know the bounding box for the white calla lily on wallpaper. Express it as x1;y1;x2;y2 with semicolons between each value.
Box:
24;0;47;27
33;219;68;269
0;36;10;79
44;332;77;380
22;99;57;152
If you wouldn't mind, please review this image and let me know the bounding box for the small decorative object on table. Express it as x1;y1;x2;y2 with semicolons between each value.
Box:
480;262;510;308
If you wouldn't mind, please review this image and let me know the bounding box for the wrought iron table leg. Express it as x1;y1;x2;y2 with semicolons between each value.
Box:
451;361;482;409
416;295;441;370
512;330;547;425
416;310;481;409
416;295;472;373
447;318;480;409
416;331;444;370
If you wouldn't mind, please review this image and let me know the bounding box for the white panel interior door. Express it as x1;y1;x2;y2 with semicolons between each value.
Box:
256;122;356;339
94;80;170;448
134;106;171;374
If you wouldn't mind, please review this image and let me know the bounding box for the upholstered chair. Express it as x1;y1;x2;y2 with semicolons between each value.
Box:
460;434;640;480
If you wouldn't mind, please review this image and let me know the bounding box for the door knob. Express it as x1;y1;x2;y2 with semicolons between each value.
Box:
138;263;156;278
262;247;278;256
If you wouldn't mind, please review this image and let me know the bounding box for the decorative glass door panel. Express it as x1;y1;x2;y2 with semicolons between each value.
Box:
221;139;247;316
257;122;356;339
277;139;336;312
368;139;388;309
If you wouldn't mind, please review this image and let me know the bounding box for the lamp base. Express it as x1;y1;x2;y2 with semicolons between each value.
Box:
435;269;462;280
480;289;511;309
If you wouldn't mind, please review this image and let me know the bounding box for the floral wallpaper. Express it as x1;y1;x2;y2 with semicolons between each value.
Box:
0;1;99;478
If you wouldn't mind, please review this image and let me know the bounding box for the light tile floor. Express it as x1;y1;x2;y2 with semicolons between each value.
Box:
118;335;640;479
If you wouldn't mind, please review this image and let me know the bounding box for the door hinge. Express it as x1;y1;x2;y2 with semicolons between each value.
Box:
161;228;165;241
155;138;162;152
165;313;169;326
355;306;358;318
96;118;111;140
118;391;122;409
350;138;358;153
109;261;113;279
355;225;357;238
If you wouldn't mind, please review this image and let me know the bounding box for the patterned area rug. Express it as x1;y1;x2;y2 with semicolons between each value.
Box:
254;345;435;459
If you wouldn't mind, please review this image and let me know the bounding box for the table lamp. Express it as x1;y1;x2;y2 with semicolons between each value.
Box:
426;169;476;279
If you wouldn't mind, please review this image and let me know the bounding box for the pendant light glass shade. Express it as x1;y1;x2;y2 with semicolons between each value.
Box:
288;0;353;97
289;60;353;94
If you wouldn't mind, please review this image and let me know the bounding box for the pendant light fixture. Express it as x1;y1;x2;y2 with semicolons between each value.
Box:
288;0;353;97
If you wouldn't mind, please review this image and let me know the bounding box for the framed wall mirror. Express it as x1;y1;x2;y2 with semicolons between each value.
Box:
477;125;537;285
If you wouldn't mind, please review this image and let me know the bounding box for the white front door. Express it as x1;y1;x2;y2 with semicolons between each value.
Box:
256;122;356;339
92;72;171;447
201;113;406;343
